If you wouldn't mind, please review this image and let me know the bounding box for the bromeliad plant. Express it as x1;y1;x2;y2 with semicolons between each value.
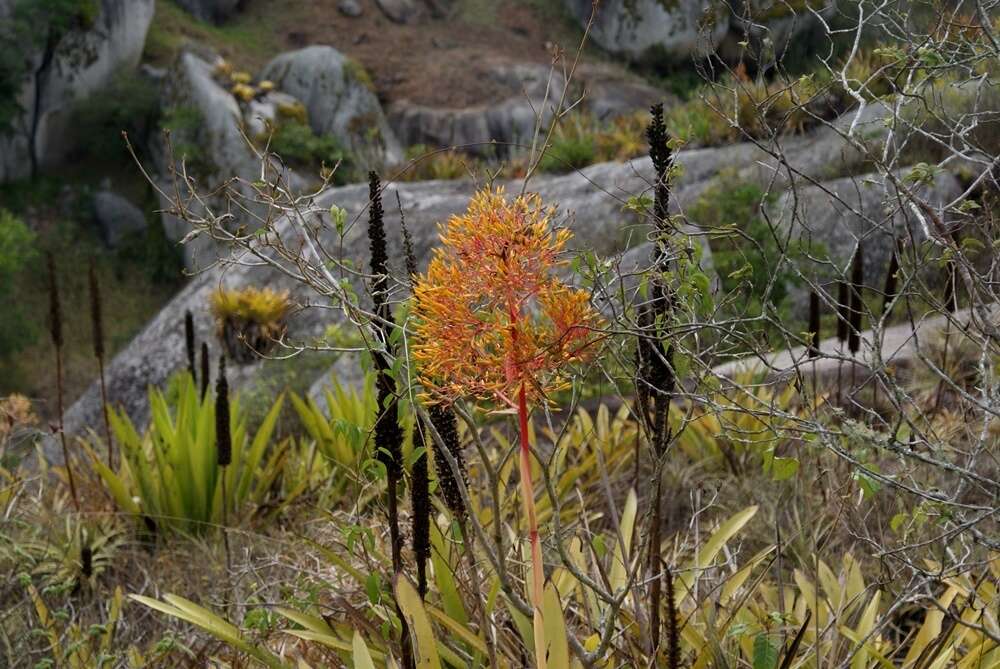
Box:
88;373;287;535
412;186;602;667
210;286;291;363
290;372;376;478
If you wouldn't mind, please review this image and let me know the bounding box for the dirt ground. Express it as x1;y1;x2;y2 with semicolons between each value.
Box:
152;0;613;107
312;1;584;106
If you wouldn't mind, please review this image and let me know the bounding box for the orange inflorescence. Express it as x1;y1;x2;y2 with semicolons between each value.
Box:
413;187;602;407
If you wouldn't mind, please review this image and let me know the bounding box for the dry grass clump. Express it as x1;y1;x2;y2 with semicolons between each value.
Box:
394;145;475;182
0;393;36;443
395;112;650;181
666;72;827;147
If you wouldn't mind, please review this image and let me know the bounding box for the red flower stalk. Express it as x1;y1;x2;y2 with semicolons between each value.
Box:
413;187;602;667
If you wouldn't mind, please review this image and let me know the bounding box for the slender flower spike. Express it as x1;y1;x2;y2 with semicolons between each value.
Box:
215;355;232;467
89;261;114;466
184;310;196;381
848;243;865;355
413;187;602;408
89;263;105;361
200;342;210;400
836;280;849;345
47;253;63;349
410;428;430;599
427;404;467;520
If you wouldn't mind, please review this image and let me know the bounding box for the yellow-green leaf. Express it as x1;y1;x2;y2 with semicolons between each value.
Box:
543;584;570;669
395;576;442;669
352;631;377;669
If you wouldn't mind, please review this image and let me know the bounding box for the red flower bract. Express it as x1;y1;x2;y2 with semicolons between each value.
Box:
413;187;602;407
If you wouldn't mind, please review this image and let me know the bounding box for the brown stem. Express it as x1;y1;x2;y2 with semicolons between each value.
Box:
648;460;664;652
98;362;113;468
460;526;499;668
55;344;78;511
221;468;233;618
664;564;681;668
387;468;413;669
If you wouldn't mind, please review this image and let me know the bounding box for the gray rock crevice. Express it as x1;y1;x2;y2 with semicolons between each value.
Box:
0;0;154;182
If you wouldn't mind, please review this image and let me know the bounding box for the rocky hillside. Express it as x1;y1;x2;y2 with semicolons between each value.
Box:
1;0;993;436
61;101;968;448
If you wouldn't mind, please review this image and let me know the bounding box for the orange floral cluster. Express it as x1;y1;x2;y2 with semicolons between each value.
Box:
413;187;602;407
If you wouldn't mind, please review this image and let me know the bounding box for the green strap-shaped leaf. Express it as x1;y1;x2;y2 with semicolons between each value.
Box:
239;394;285;502
678;505;759;601
84;442;141;515
752;634;778;669
609;488;638;596
130;594;288;669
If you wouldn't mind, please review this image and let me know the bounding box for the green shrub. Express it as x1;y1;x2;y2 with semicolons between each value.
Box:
0;210;38;358
268;121;349;179
691;176;807;324
398;114;650;181
290;373;376;487
74;71;160;161
539;134;596;173
290;371;415;502
666;75;822;147
397;144;473;182
275;99;308;125
160;105;210;174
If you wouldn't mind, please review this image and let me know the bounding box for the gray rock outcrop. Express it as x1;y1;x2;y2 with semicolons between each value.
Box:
93;189;147;247
389;60;668;158
338;0;363;17
563;0;730;62
157;52;271;269
156;52;316;269
712;307;993;387
0;0;155;182
161;53;261;184
261;46;403;166
563;0;833;63
388;61;567;157
375;0;418;23
771;167;964;310
577;64;667;120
